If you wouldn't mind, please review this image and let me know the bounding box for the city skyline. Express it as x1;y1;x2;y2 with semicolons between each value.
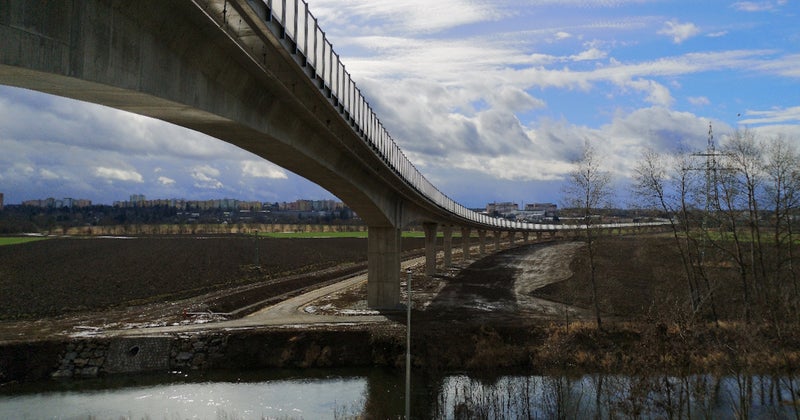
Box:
1;1;798;208
10;193;556;213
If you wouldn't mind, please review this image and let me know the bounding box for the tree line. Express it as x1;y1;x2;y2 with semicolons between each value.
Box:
565;128;800;327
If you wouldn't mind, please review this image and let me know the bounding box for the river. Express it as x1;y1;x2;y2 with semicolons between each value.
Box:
2;368;799;419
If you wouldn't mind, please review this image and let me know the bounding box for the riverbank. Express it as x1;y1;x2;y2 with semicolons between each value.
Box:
3;319;798;385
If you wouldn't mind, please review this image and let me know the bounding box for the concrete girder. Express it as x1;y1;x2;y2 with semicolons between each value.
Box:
442;226;453;268
423;222;438;277
461;227;471;261
0;0;667;308
367;227;401;308
0;0;420;308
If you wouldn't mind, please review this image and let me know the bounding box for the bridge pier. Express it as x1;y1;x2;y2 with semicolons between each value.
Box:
523;232;530;244
423;222;437;276
478;230;487;256
367;226;401;309
509;231;516;246
461;227;471;260
494;231;501;251
536;232;543;241
442;225;453;268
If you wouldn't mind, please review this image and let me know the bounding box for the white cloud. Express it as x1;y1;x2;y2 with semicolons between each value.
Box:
555;31;572;40
191;165;223;189
307;0;501;34
490;87;546;114
739;106;800;125
626;79;674;107
688;96;711;106
39;168;60;180
570;48;607;61
752;53;800;78
732;1;786;12
157;176;176;186
241;160;288;179
192;165;220;178
658;20;700;44
94;167;143;183
2;1;798;209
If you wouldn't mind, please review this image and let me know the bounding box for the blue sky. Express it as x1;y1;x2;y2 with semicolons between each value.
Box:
1;0;798;208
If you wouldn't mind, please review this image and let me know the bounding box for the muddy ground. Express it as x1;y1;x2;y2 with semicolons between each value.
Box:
2;234;799;375
0;236;429;320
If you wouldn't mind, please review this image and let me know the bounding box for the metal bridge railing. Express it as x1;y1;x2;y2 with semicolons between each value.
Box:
261;0;502;227
256;0;662;232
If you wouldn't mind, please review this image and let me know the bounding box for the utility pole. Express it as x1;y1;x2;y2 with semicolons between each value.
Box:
405;268;412;419
687;122;727;321
254;230;260;268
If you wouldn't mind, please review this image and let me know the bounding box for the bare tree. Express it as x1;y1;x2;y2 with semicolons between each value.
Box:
761;135;800;318
632;148;718;323
563;142;612;329
633;149;699;311
713;153;753;322
724;129;767;306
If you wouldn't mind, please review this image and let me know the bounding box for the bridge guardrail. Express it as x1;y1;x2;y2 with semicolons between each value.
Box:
253;0;665;232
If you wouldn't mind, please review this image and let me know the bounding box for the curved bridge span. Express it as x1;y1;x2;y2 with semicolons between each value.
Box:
0;0;662;308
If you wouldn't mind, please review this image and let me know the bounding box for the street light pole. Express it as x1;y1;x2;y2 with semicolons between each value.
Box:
405;267;412;419
254;230;260;268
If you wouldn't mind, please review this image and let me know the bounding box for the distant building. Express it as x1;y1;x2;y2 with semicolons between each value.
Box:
21;197;91;208
486;202;519;215
524;203;557;212
130;194;146;206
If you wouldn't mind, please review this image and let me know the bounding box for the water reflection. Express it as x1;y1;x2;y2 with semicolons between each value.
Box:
432;373;800;419
0;369;375;419
2;369;799;419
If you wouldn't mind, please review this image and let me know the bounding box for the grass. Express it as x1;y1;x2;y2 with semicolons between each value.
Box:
0;236;49;246
256;230;475;239
257;231;370;238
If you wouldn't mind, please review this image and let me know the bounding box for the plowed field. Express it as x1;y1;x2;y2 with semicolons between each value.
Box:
0;236;425;320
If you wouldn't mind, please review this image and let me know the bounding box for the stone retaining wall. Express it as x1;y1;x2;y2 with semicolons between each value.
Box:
1;328;404;384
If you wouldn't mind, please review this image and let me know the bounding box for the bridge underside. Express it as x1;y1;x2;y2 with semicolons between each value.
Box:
0;0;608;310
0;0;419;307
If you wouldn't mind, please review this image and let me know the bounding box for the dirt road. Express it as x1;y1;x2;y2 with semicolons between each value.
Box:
107;242;587;336
513;242;592;317
108;257;428;336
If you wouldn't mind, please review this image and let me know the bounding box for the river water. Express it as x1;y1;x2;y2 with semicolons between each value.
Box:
2;368;799;419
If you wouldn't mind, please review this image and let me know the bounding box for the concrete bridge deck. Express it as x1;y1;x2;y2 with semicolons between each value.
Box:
0;0;668;308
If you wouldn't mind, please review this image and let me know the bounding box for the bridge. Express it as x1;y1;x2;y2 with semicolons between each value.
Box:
0;0;663;308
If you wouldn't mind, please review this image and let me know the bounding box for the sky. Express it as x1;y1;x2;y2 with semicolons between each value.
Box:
1;0;799;208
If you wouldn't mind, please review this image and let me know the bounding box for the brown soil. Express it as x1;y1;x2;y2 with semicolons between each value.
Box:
2;234;799;375
402;235;800;374
0;236;424;337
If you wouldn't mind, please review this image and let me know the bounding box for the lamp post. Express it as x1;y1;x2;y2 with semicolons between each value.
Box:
254;230;260;267
405;267;412;419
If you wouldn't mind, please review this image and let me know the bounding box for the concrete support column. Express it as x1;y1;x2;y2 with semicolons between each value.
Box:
367;226;401;309
523;232;530;244
494;231;501;250
442;225;453;268
478;230;487;256
423;222;438;277
536;232;543;241
549;231;556;239
509;231;516;246
461;227;471;260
